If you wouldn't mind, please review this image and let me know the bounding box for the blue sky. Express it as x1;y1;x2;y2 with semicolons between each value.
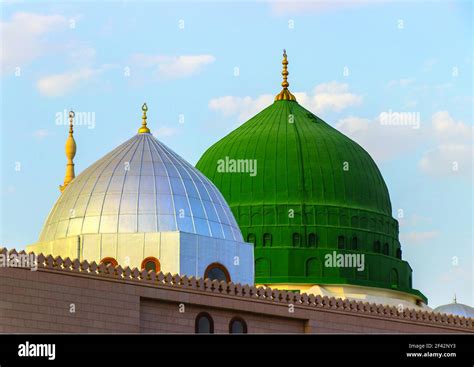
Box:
1;0;472;308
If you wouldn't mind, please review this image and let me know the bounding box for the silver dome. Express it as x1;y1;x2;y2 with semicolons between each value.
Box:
39;133;243;242
433;302;474;319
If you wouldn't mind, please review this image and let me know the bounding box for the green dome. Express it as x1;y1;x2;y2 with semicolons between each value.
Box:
196;54;426;304
199;101;392;215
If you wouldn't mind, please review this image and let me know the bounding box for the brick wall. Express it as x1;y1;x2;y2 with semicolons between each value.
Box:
0;249;472;334
140;299;305;333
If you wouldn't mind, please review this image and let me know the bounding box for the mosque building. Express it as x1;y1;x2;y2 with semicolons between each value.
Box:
26;104;254;285
196;50;426;310
1;51;471;334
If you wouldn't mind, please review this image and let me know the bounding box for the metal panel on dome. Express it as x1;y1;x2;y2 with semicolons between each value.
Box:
38;133;243;243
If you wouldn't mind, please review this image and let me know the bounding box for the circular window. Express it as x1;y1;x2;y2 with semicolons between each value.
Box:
100;257;118;267
195;312;214;334
141;257;161;272
229;317;247;334
204;263;231;282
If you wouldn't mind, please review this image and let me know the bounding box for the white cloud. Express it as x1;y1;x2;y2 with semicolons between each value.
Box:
130;54;215;80
431;111;472;143
36;66;110;97
418;112;473;178
336;115;423;162
419;144;472;178
209;81;362;124
209;94;274;122
295;82;363;113
336;111;473;178
399;231;438;245
1;12;68;74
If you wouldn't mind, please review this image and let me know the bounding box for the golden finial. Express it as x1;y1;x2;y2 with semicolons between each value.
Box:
138;102;151;134
275;49;297;102
60;110;77;193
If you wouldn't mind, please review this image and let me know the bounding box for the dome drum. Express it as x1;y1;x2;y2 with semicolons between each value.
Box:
29;231;253;285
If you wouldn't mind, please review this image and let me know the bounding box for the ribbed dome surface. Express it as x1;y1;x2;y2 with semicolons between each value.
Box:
197;100;391;215
196;98;426;303
433;303;474;318
39;133;243;242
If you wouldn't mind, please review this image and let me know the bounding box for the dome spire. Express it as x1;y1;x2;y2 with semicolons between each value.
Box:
59;110;77;193
138;102;151;134
274;49;297;102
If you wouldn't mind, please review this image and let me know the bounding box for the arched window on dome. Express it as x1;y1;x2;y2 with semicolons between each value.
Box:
247;233;256;247
308;233;318;247
100;257;118;267
204;263;231;282
229;317;248;334
396;248;402;259
383;243;389;256
292;233;301;247
141;257;161;272
390;268;399;288
195;312;214;334
338;236;345;250
263;233;272;247
374;241;381;253
351;237;358;250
